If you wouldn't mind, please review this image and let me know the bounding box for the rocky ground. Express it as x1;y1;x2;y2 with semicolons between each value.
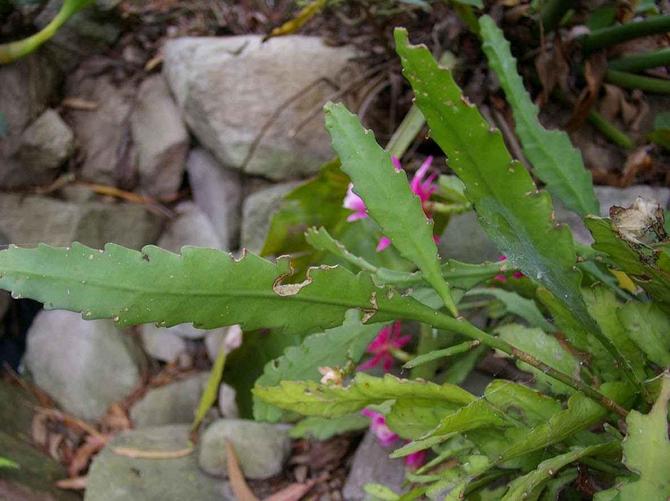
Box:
0;0;669;499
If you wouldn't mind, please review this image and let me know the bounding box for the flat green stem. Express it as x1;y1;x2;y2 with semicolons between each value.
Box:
605;69;670;95
409;308;630;418
538;0;574;33
609;47;670;72
581;15;670;53
587;109;636;149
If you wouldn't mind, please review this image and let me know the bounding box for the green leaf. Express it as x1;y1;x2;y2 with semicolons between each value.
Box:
618;302;670;367
395;29;638;390
192;342;226;431
403;340;479;369
614;374;670;498
387;398;466;439
497;324;581;395
253;372;475;418
0;243;431;334
289;414;369;440
583;287;647;382
479;15;599;217
499;382;633;462
324;102;457;315
0;456;18;469
586;216;670;308
253;310;382;422
484;380;561;425
423;398;507;438
502;444;618;501
468;287;556;332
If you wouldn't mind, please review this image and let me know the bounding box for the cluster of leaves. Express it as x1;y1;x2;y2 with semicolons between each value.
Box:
2;13;670;500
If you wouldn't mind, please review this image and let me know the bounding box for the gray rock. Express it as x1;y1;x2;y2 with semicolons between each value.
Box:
204;324;242;362
439;211;500;263
130;373;208;428
158;201;222;253
0;194;162;248
0;53;61;188
556;185;670;244
218;384;239;419
164;36;357;180
24;310;143;420
198;419;291;479
342;432;406;500
65;71;135;184
241;181;299;253
131;76;189;197
140;324;187;363
85;425;232;501
15;109;74;170
186;149;242;250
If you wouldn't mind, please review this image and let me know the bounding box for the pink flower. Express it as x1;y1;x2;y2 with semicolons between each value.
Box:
361;409;428;469
494;255;524;283
361;409;398;447
404;450;427;469
343;156;438;252
359;321;410;372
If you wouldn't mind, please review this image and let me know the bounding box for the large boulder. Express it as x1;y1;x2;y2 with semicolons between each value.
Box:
198;419;291;479
85;425;232;501
131;76;189;197
186;149;242;250
24;310;144;420
0;194;162;249
164;36;357;180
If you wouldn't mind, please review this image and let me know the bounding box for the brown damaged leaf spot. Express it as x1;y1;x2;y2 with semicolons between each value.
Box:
271;265;338;297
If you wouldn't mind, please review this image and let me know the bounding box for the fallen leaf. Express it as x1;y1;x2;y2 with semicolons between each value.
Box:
226;440;259;501
111;446;193;459
620;146;653;187
68;434;109;477
264;480;317;501
567;52;607;130
55;476;87;490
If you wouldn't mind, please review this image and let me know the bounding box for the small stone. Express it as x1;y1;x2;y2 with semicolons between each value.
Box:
130;373;208;428
241;181;299;253
131;76;189;197
140;324;187;363
168;323;209;340
85;425;232;501
342;432;406;500
164;36;358;180
186;149;242;250
65;68;135;185
198;419;291;479
0;194;162;249
438;211;499;264
205;329;227;362
158;201;223;253
24;310;143;420
218;384;239;419
15;109;74;170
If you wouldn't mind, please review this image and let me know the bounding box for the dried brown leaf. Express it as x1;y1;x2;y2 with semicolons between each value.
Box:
68;434;109;477
226;440;259;501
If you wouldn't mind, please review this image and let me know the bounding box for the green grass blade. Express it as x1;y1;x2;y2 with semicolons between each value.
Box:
324;102;458;316
192;344;227;432
479;15;599;217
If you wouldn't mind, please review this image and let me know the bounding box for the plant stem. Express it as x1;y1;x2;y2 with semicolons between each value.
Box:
0;0;94;64
538;0;573;33
605;69;670;95
587;109;636;149
410;309;629;418
609;47;670;72
410;323;443;379
581;14;670;53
